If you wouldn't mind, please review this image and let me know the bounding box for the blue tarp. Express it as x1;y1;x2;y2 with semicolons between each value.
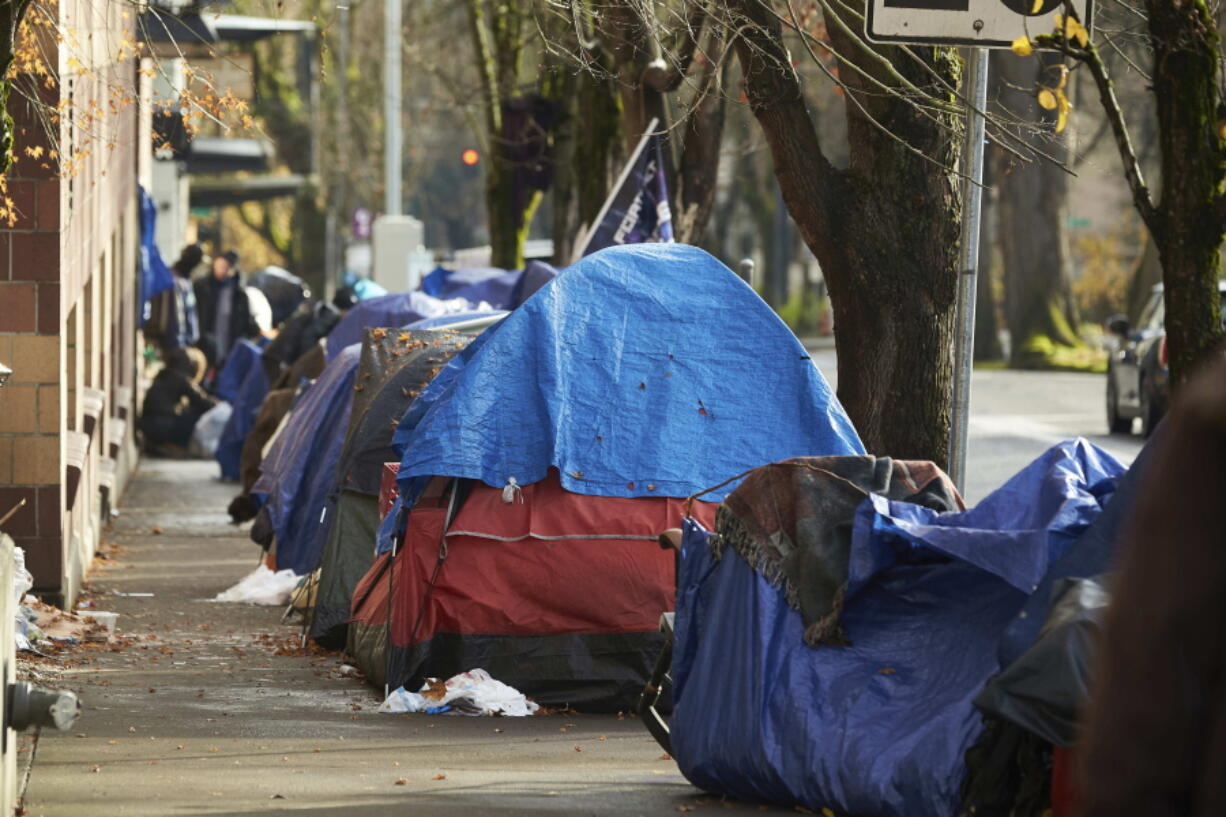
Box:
214;339;264;404
510;260;558;306
137;187;174;326
325;292;488;360
394;243;863;504
420;266;504;298
670;439;1126;817
214;354;270;481
253;345;360;575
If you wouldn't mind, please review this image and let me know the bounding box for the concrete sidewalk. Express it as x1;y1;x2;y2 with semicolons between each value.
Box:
21;459;785;816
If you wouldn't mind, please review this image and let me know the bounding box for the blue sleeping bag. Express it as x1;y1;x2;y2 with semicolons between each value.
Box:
671;439;1125;816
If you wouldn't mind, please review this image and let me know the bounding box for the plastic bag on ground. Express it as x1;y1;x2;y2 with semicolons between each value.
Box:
210;564;300;605
378;669;539;717
191;402;233;458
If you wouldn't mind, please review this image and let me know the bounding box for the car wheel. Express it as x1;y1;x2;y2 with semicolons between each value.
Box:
1140;379;1163;438
1106;375;1131;434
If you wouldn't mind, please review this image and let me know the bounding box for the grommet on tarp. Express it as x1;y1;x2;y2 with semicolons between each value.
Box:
501;477;523;504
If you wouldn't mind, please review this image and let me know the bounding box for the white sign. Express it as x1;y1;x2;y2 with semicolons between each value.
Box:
866;0;1093;48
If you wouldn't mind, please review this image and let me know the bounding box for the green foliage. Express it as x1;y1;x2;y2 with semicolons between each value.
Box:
1071;228;1135;323
776;288;829;336
1012;333;1107;373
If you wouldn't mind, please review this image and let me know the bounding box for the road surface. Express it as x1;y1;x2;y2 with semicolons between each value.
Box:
809;348;1145;503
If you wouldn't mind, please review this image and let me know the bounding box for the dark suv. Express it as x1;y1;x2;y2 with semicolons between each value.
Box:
1106;281;1226;437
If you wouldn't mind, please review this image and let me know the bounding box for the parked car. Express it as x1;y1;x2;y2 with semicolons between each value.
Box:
1106;280;1226;436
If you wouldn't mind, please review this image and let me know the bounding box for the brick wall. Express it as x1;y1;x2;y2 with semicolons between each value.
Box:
0;2;141;604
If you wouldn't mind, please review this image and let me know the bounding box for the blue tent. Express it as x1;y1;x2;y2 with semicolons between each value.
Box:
325;292;486;360
419;266;504;298
213;339;264;404
214;357;270;481
510;259;558;306
253;345;361;574
394;243;863;505
670;439;1126;817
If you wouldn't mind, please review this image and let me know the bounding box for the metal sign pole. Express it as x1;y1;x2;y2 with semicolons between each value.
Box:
383;0;402;216
948;47;990;494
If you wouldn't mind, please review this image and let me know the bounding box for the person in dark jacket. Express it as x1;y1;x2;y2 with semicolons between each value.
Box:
194;250;260;368
145;244;203;352
138;348;217;455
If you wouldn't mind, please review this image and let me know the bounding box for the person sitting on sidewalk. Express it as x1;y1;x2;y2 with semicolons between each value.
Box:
138;348;216;457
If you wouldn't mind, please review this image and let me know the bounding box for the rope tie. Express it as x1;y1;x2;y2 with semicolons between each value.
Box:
501;477;524;504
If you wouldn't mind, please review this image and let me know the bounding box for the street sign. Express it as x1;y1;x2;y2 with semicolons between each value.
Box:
866;0;1093;48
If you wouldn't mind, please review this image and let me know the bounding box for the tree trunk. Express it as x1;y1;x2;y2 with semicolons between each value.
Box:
992;51;1081;368
1125;230;1162;321
974;162;1004;361
729;0;962;465
486;160;541;270
1146;0;1225;386
674;45;729;245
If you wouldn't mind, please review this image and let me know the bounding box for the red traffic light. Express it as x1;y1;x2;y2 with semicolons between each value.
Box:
461;149;480;166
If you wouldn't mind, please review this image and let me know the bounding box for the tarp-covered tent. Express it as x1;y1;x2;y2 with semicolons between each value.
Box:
215;351;272;481
250;345;361;572
325;292;489;360
249;266;309;326
419;262;559;311
348;243;863;709
214;338;264;403
669;439;1125;817
309;329;471;647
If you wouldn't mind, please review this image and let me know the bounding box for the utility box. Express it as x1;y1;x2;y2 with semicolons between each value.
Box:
372;215;425;292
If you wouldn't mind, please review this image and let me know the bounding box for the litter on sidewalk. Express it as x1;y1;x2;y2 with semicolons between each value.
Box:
378;669;539;717
210;564;301;605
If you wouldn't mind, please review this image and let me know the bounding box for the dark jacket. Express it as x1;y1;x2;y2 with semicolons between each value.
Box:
194;274;260;366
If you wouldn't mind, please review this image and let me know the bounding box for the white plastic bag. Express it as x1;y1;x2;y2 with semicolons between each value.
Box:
191;401;233;458
210;564;300;605
378;668;538;717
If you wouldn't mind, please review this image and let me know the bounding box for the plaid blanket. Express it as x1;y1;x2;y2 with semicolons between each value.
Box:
713;456;963;646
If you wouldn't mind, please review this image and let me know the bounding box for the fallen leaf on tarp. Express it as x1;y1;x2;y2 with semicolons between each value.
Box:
432;774;446;781
659;753;672;760
394;778;409;786
149;526;163;535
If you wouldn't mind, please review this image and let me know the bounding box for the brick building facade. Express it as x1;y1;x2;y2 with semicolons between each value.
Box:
0;0;143;605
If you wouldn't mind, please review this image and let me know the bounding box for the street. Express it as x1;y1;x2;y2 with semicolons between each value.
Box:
809;349;1145;503
19;364;1143;816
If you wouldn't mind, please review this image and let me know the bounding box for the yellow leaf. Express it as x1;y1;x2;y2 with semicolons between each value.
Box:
1031;0;1044;12
1055;65;1069;90
1037;89;1058;110
1218;121;1226;141
1011;36;1033;57
1055;106;1069;134
1074;26;1088;47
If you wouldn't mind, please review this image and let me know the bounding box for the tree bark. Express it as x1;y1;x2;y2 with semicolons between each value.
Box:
1146;0;1225;385
974;158;1004;361
991;51;1081;368
728;0;961;464
674;39;728;245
